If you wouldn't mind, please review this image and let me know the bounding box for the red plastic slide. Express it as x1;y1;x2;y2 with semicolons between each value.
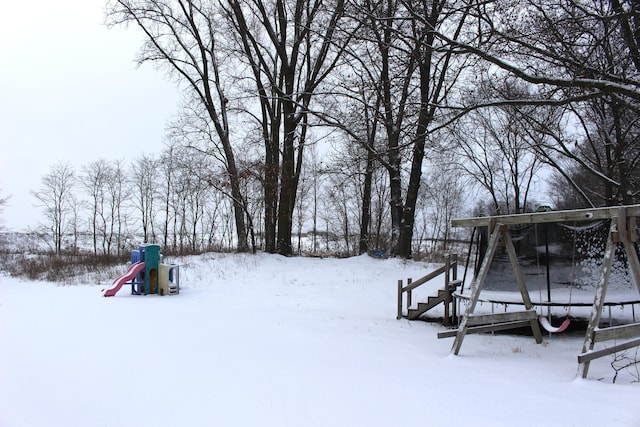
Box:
102;262;146;297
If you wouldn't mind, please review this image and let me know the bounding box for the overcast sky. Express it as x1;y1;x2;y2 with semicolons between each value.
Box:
0;0;179;231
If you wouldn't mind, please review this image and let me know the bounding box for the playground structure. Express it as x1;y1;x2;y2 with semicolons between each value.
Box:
398;204;640;379
102;244;180;297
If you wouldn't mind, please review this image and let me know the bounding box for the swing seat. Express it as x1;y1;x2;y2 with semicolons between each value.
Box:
538;316;571;333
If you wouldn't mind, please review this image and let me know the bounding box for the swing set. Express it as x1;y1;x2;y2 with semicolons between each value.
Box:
438;204;640;378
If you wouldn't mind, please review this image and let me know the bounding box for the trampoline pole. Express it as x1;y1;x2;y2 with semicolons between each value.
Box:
545;223;551;304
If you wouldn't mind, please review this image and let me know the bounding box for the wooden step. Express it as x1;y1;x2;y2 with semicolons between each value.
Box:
407;289;448;320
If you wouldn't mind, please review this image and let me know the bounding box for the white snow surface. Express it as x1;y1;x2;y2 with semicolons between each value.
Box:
1;253;639;427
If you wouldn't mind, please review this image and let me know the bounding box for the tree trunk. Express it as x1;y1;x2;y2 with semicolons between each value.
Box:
277;110;297;255
359;148;374;255
264;135;279;253
388;142;403;256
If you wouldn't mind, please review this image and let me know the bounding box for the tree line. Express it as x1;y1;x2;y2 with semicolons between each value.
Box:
28;140;462;257
20;0;640;257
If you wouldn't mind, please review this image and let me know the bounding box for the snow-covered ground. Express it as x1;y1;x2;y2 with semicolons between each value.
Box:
1;253;639;426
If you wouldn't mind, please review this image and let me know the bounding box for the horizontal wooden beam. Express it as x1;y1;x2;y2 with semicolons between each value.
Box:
577;337;640;364
451;204;640;228
593;323;640;343
466;310;538;326
437;329;459;339
437;320;535;339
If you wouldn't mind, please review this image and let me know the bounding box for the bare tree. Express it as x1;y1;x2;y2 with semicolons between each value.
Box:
435;0;640;208
336;0;476;258
107;0;249;252
453;80;547;214
132;154;159;243
319;64;385;255
173;150;213;253
106;160;129;255
307;144;324;253
32;162;76;254
526;96;640;207
68;193;83;255
323;151;366;256
294;173;311;255
418;150;465;254
327;174;359;255
223;0;350;255
159;146;176;250
439;0;640;105
82;159;111;255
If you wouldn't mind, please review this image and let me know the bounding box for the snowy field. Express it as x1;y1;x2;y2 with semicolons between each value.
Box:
1;253;639;427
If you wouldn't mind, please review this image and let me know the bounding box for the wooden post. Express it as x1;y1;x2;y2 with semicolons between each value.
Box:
451;294;457;325
579;219;616;379
452;253;458;281
452;253;459;324
451;224;503;355
397;279;403;320
407;278;413;310
502;229;543;344
444;256;451;325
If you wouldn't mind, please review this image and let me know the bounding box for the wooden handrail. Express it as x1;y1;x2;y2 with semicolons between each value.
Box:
403;264;447;292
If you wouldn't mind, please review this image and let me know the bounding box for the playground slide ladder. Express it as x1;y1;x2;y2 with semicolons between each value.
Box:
163;282;179;295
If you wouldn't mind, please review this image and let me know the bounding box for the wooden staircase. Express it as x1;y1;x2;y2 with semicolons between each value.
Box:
397;254;462;325
407;281;462;320
408;289;448;320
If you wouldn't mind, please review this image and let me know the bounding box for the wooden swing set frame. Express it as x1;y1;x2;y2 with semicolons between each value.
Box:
441;204;640;379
